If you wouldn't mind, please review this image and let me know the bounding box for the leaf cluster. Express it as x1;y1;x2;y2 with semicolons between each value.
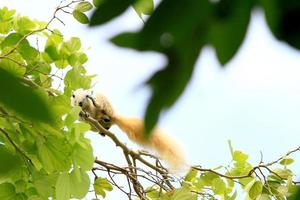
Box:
0;4;96;200
144;144;299;200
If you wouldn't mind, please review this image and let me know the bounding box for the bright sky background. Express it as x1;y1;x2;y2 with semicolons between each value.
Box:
2;0;300;199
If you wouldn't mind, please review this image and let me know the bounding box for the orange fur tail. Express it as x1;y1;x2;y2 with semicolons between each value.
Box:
113;115;186;170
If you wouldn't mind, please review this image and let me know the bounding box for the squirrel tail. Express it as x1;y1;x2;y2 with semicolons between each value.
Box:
113;115;186;170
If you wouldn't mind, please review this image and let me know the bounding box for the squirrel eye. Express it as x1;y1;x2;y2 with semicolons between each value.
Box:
72;94;75;98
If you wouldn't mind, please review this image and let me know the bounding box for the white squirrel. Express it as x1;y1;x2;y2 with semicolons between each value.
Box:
71;89;186;170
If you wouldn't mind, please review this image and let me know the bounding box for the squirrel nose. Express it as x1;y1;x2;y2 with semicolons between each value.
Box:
79;102;83;107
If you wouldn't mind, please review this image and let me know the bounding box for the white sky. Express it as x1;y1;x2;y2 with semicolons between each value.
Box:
2;0;300;199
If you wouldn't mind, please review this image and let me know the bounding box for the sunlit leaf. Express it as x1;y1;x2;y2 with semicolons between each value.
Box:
33;172;57;199
273;168;293;180
212;178;226;195
1;32;22;48
184;168;198;182
70;168;90;198
279;158;294;166
75;2;93;12
73;10;89;24
56;172;71;200
94;177;113;198
171;186;197;200
65;37;81;53
72;143;94;170
248;181;263;199
37;136;72;173
64;106;81;127
133;0;154;17
233;150;248;162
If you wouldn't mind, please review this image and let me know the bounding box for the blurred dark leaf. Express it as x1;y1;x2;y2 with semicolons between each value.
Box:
0;67;54;123
292;189;300;200
90;0;135;26
104;0;300;134
112;0;211;133
209;0;253;65
111;32;143;51
261;0;300;49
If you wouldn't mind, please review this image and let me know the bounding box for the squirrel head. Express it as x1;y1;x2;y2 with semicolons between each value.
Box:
71;89;94;110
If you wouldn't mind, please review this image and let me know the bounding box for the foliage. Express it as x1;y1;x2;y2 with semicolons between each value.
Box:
89;0;300;133
0;1;299;200
0;3;94;200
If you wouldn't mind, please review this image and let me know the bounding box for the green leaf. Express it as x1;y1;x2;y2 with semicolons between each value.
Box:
171;186;197;200
75;2;93;12
0;183;16;200
256;194;271;200
112;0;210;133
45;45;60;61
0;52;26;76
37;136;72;173
212;178;226;195
0;67;54;123
64;106;81;127
261;0;300;50
94;177;113;198
209;0;253;65
33;172;57;198
233;150;248;162
0;7;16;21
56;172;71;200
0;144;22;175
272;168;293;180
291;189;300;200
93;0;103;7
64;66;94;95
279;158;294;166
15;180;27;193
14;16;37;34
69;168;90;198
45;30;63;48
133;0;154;17
228;190;237;200
110;32;140;49
72;143;94;170
90;0;134;26
18;41;39;61
0;21;12;34
65;37;81;53
184;168;198;182
248;181;263;199
1;32;23;48
200;172;219;186
228;140;234;158
72;10;89;24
